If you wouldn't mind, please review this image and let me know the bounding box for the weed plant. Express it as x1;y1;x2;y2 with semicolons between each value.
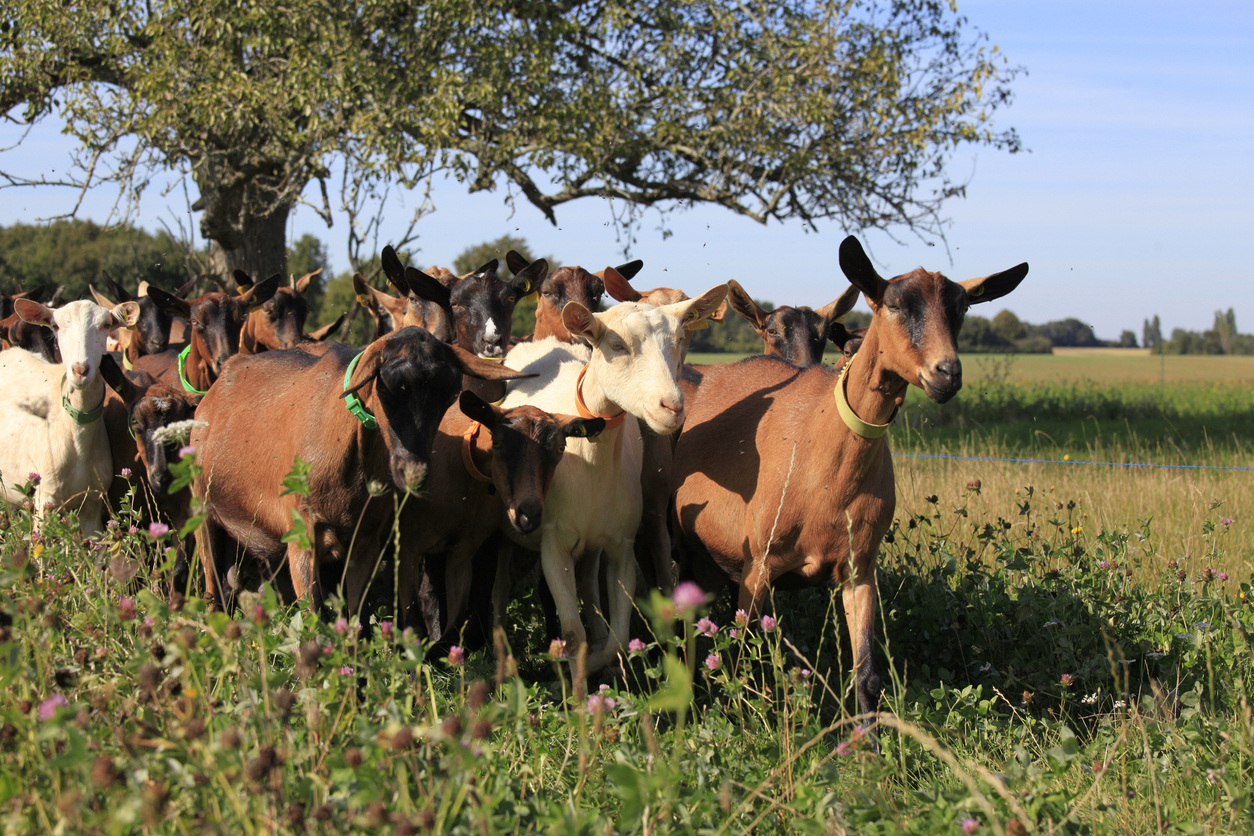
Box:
0;462;1251;834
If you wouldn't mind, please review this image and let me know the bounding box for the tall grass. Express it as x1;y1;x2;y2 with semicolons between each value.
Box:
1;458;1250;833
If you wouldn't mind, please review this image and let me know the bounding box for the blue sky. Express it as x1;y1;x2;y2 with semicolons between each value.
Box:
1;1;1251;340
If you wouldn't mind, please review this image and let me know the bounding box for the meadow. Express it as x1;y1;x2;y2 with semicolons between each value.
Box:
0;351;1250;834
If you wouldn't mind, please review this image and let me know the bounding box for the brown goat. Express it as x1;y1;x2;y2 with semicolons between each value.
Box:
725;279;861;367
189;328;535;614
237;269;336;353
671;236;1028;729
132;277;281;394
506;250;641;342
397;391;605;643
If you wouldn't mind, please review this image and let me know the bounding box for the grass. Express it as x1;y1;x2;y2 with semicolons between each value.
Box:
1;366;1252;834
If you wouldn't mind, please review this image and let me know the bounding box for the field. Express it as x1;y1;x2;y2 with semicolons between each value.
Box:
0;350;1251;833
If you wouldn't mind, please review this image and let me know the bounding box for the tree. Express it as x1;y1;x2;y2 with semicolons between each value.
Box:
990;309;1026;342
0;219;191;299
1213;308;1236;355
1118;330;1138;348
1142;315;1162;352
1;2;1020;283
286;233;329;320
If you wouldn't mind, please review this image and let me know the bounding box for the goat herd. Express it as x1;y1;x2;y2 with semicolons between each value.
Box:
0;236;1028;721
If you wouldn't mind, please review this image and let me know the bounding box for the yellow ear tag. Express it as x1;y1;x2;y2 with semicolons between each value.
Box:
969;286;985;298
355;294;371;305
834;315;846;324
685;313;709;331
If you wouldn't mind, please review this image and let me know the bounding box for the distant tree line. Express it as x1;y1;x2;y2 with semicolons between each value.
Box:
4;223;1246;356
1142;309;1254;355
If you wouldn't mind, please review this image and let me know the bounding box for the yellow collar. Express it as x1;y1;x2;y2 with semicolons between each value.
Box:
834;362;893;439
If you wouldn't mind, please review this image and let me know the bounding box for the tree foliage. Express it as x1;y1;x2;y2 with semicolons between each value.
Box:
1;1;1021;281
0;219;192;300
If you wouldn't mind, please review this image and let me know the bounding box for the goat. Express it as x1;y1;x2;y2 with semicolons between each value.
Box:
505;250;641;342
671;236;1028;727
236;269;329;353
130;277;281;394
189;328;535;614
396;390;605;643
497;285;728;672
91;274;197;364
1;311;59;363
0;298;140;534
724;279;861;367
598;266;706;595
98;356;199;591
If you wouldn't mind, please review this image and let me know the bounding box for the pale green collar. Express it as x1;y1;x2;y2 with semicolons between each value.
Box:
833;362;893;439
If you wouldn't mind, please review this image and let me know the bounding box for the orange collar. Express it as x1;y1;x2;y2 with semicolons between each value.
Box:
461;421;492;482
575;364;626;430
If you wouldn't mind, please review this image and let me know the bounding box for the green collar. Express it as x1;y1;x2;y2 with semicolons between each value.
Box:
178;345;209;395
61;374;104;425
833;362;893;439
343;353;378;430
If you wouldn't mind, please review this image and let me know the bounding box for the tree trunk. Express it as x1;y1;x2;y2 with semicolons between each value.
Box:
192;160;293;285
206;205;290;284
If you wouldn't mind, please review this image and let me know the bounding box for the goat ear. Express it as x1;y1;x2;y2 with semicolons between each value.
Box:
146;287;193;320
451;345;538;382
959;263;1029;305
726;280;768;330
341;344;383;397
104;272;136;303
828;321;852;349
614;259;644;281
381;246;408;294
308;312;347;341
662;283;729;329
458;390;502;429
239;274;282;308
505;250;533;277
561;301;606;344
555;413;606;440
89;285;117;308
293;268;321;296
352;273;375;307
816;283;861;327
838;236;888;304
14;299;55;328
174;276;199;298
111;302;141;328
99;354;148;406
49;285;66;306
405;267;453;312
472;259;499;279
232;269;254;290
510;258;546;296
601;266;641;303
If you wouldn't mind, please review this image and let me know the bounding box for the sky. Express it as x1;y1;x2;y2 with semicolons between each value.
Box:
1;1;1251;341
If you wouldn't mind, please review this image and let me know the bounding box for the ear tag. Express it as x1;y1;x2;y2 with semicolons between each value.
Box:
519;280;533;295
569;425;587;438
355;293;371;305
686;312;709;331
969;286;985;298
834;315;846;324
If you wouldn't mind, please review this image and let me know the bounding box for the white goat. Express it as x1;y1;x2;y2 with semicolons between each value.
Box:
498;286;727;672
0;298;140;534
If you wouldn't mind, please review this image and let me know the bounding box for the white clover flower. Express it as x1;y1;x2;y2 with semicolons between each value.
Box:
150;419;208;445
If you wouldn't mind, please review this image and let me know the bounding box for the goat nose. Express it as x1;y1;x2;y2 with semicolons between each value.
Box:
659;397;682;418
71;362;90;380
934;358;962;381
512;502;542;534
